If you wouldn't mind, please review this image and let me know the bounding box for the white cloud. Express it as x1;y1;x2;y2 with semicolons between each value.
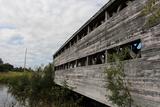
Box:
0;0;108;68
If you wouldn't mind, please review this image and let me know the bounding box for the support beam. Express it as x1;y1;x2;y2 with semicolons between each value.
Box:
105;50;107;64
86;57;89;66
105;11;109;21
88;26;91;34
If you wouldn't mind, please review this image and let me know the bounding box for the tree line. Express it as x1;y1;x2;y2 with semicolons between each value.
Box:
0;58;33;72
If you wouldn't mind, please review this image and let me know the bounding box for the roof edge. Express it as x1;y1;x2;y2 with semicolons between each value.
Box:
53;0;116;57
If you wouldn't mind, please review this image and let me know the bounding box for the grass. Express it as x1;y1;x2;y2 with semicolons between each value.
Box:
0;71;32;84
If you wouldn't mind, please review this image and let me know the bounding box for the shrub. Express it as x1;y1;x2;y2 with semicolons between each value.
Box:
105;62;132;107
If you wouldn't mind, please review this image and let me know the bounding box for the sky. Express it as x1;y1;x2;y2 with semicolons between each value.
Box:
0;0;109;68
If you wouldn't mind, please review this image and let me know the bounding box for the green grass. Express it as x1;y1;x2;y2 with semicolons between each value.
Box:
0;71;32;84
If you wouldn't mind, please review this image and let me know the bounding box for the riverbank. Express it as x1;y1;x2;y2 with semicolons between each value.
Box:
0;65;108;107
0;65;85;107
0;65;83;107
0;71;32;84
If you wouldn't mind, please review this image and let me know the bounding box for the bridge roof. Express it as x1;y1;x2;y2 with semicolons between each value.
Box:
53;0;116;57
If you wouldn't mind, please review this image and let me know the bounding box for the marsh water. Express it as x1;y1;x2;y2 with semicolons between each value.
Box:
0;85;108;107
0;85;24;107
0;85;15;107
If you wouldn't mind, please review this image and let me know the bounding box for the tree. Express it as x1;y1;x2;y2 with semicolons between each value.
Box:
0;58;3;64
0;63;14;72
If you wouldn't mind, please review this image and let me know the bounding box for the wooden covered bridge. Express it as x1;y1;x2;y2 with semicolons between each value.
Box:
53;0;160;106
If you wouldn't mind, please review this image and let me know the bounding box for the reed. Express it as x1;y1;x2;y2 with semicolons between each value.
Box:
0;71;31;84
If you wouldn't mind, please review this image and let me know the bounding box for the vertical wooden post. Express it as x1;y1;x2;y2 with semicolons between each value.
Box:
75;60;78;67
77;36;79;42
105;11;109;21
86;57;89;66
88;26;90;34
105;50;108;64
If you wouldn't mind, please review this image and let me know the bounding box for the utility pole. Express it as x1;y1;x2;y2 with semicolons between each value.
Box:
24;48;27;72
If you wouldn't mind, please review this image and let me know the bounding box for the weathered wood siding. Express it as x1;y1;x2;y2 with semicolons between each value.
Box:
54;0;160;106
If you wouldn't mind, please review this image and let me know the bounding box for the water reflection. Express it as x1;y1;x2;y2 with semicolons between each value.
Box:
0;85;23;107
0;85;108;107
0;66;108;107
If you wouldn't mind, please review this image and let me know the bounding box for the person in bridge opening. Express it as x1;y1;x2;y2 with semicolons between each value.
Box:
69;62;75;69
130;41;142;58
89;51;105;65
77;57;87;67
107;39;142;62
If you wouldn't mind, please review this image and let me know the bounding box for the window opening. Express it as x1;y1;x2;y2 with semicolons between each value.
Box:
77;57;87;67
107;39;142;62
88;51;105;65
107;0;134;18
69;61;76;68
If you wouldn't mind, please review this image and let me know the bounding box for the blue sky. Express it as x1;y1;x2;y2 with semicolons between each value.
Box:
0;0;108;68
0;23;16;30
8;35;24;45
